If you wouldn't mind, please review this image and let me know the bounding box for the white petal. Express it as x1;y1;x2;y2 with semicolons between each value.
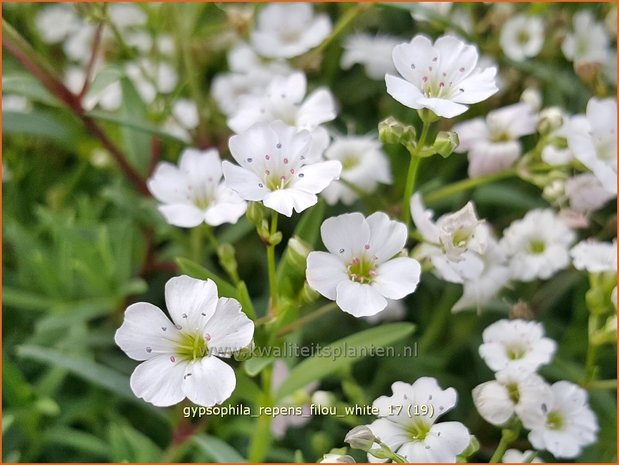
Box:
263;189;295;216
130;355;187;407
165;276;219;332
158;204;204;228
228;123;278;169
179;148;222;184
366;212;408;262
297;88;337;129
204;297;254;357
321;212;370;261
306;251;348;300
372;257;421;299
147;162;189;204
222;161;268;201
115;302;181;361
367;418;409;451
424;422;471;460
410;193;440;243
335;280;387;317
385;74;424;109
411;377;458;421
294;160;342;194
203;187;247;226
182;356;236;407
416;96;468;118
452;68;499;104
472;381;514;425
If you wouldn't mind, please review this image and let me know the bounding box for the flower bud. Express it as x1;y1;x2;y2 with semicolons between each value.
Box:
287;236;312;272
520;88;542;112
344;425;376;452
246;201;266;226
432;131;459;158
269;231;283;246
537;107;563;134
312;390;336;407
217;243;238;280
320;454;356;463
378;116;416;146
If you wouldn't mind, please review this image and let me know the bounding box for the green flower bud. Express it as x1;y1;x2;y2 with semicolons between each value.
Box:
345;425;376;452
537;107;563;135
319;453;356;463
246;201;266;226
432;131;459;158
287;236;312;271
378;116;416;146
217;243;238;280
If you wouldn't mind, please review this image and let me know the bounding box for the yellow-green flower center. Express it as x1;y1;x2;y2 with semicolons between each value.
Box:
347;256;376;284
176;332;208;361
506;344;526;360
529;239;546;254
506;383;520;403
406;418;431;441
546;411;564;430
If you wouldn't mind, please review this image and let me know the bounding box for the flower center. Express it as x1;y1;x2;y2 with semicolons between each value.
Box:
506;344;527;360
516;30;530;45
546;410;564;430
405;418;431;441
341;154;360;170
347;255;376;284
506;383;520;403
193;195;210;210
176;332;208;361
528;239;546;254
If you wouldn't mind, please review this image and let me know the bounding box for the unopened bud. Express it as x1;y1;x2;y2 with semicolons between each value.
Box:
538;107;563;134
378;116;416;146
246;201;266;225
432;131;459;158
520;88;542;112
344;425;376;452
287;236;312;271
217;243;238;279
320;454;356;463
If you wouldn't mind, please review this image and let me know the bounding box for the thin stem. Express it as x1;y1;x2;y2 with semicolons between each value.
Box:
277;302;338;336
584;314;601;384
401;122;430;226
424;169;517;204
587;379;617;390
267;212;279;316
78;21;104;100
248;366;274;462
489;428;517;463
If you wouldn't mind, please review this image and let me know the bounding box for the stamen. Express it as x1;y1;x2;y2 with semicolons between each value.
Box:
170;355;176;363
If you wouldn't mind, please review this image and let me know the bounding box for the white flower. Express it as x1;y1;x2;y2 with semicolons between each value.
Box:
126;59;178;104
321;135;392;205
452;232;510;313
385;35;498;118
479;319;556;373
562;11;610;65
472;367;551;426
410;193;488;284
500;209;575;282
502;449;543;463
222;121;341;217
306;212;421;317
341;34;399;80
367;378;471;462
148;148;246;228
567;98;617;194
251;3;331;59
63;23;99;64
570;239;617;273
270;361;317;438
565;173;614;212
107;3;147;30
453;103;537;178
320;454;356;463
35;5;80;44
114;275;254;407
518;381;598;459
520;88;542;112
172;99;199;130
500;15;544;62
228;72;337;135
410;2;452;22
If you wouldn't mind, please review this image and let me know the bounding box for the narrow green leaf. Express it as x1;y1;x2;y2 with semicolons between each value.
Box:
3;109;81;148
108;423;162;462
276;323;415;400
2;73;59;106
43;427;109;458
236;281;256;320
87;110;187;144
118;77;151;173
193;434;246;463
244;357;275;377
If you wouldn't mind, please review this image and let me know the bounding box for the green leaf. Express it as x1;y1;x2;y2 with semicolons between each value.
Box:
43;427;109;459
118;77;151;173
108;423;162;462
193;434;246;462
236;281;256;320
2;73;59;106
176;257;238;298
85;66;123;100
233;372;261;403
87;110;187;144
276;323;416;400
16;345;134;401
244;357;275;377
3;109;82;148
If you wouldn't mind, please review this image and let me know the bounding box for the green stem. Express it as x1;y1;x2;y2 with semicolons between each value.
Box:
267;212;279;316
248;366;274;462
277;302;338;336
489;428;518;463
190;226;204;263
587;379;617;390
401;122;430;226
424;169;517;204
584;314;601;384
313;3;370;55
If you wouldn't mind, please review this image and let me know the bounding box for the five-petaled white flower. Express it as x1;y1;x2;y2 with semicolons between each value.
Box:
500;209;575;281
385;35;498;118
341;34;399;80
570;239;617;273
499;14;544;62
306;212;421;317
250;3;332;59
567;98;617;194
222;121;341;217
564;173;615;213
321;135;392;205
148;148;247;228
472;367;551;426
453;102;537;178
562;10;611;65
479;319;556;373
518;381;598;459
366;378;471;462
114;275;254;407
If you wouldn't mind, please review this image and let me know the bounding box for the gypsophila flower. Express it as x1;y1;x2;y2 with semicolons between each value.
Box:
472;367;551;426
320;454;356;463
453;102;537;178
341;34;399;80
126;59;178;104
114;275;254;407
386;35;498;118
564;173;615;213
479;319;556;373
172;99;200;130
321;135;392;205
411;2;452;23
306;212;421;317
227;72;337;135
500;209;575;281
222;121;341;217
500;15;544;62
518;381;598;459
65;66;122;111
250;3;332;59
562;10;610;65
570;239;617;273
148;148;246;228
365;378;471;462
502;449;543;463
35;4;80;44
567;98;617;194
